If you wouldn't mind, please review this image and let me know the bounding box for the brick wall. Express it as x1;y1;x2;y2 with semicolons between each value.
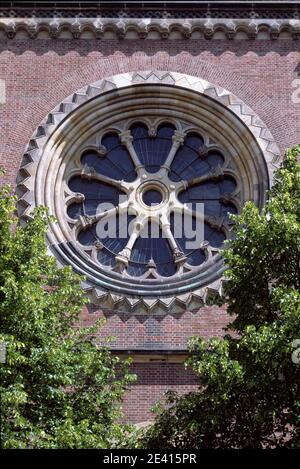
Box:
79;304;230;351
121;363;200;424
0;37;299;422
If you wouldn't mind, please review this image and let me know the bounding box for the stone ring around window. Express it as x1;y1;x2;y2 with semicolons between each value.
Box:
16;72;281;315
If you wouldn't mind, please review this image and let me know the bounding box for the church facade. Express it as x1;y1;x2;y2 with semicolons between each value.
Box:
0;0;299;423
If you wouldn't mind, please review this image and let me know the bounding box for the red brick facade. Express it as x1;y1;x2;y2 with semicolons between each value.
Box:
122;363;200;424
1;33;299;422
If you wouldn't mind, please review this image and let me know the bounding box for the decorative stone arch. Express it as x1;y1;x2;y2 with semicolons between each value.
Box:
17;71;281;315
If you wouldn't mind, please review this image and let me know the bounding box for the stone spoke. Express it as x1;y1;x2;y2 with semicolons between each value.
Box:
119;130;144;173
79;164;127;191
161;130;185;173
77;206;118;231
160;220;187;265
177;164;225;192
199;240;220;260
115;219;144;267
76;199;134;231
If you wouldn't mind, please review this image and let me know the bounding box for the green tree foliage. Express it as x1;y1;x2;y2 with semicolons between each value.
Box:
0;182;135;449
139;146;300;449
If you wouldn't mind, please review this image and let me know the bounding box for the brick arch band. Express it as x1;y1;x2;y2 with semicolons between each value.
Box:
16;71;282;315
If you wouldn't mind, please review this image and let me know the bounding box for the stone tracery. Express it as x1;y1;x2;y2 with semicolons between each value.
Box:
67;121;237;279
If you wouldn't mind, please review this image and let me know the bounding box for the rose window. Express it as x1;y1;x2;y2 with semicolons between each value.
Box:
17;76;274;313
66;121;239;280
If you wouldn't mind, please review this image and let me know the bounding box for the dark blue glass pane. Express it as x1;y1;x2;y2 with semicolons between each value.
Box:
169;213;226;264
130;123;148;139
179;183;237;224
98;215;136;268
169;132;204;180
129;222;176;277
205;225;226;247
177;195;237;223
186;248;207;266
178;181;220;204
142;189;163;206
221;203;237;217
97;249;116;268
179;176;236;203
68;176;123;203
156;123;176;139
169;137;224;183
207;150;224;167
82;137;136;182
67;202;84;219
169;142;214;182
169;145;200;180
126;263;147;277
132;124;175;173
219;177;237;193
78;224;97;245
185;132;204;151
101;133;136;182
101;133;120;150
203;200;224;217
68;176;125;218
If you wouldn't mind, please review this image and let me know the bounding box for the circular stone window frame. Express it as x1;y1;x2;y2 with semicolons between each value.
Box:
17;71;281;315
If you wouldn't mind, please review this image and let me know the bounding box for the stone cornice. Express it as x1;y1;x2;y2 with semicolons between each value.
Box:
0;16;300;40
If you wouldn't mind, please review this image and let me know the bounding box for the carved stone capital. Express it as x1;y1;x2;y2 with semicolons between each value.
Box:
209;164;224;182
219;192;235;205
94;240;103;251
172;130;185;147
173;248;187;264
115;247;131;266
79;215;96;230
6;22;16;39
197;144;209;159
148;127;157;138
71;20;81;39
81;164;95;180
97;144;107;157
28;22;38;39
207;215;225;231
120;130;133;147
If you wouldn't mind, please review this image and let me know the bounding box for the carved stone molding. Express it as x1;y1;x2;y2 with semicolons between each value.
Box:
0;17;300;40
